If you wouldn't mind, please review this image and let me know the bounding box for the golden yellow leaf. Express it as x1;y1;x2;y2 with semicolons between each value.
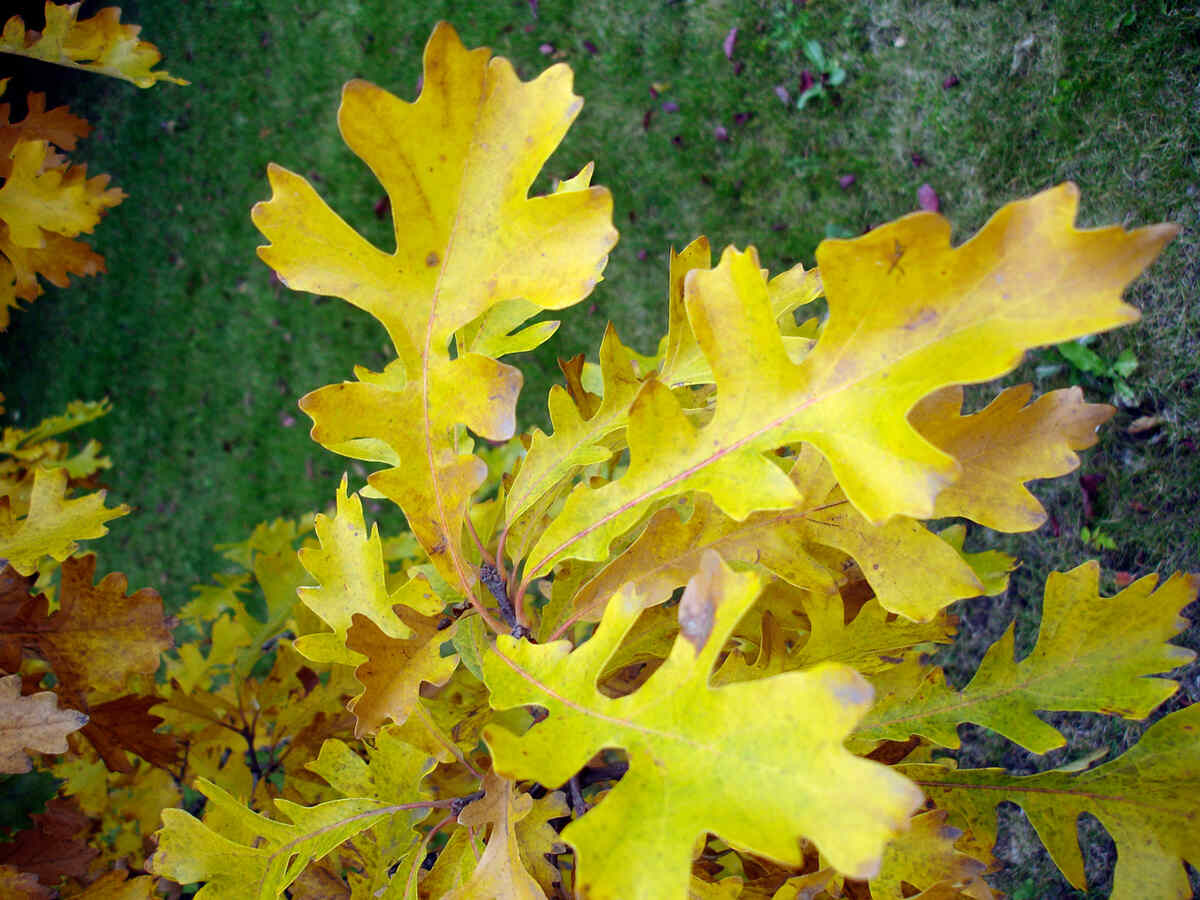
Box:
0;3;187;87
0;90;91;174
484;552;923;899
869;809;991;899
555;442;984;630
526;187;1175;578
910;384;1113;532
0;139;124;248
0;221;106;327
442;770;546;900
256;22;615;604
73;871;157;899
344;607;458;737
0;672;87;772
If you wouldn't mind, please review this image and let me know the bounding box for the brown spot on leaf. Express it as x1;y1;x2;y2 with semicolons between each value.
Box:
426;251;440;266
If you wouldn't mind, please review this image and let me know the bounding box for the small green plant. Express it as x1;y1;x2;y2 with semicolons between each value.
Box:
1081;524;1118;551
1036;336;1139;405
797;38;847;109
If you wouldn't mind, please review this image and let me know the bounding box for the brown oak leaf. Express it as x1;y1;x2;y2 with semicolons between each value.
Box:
0;797;97;885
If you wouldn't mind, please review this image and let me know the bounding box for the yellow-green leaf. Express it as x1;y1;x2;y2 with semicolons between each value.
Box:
856;564;1197;753
483;552;923;899
295;477;439;666
505;323;644;526
906;702;1200;896
152;731;435;898
0;465;128;575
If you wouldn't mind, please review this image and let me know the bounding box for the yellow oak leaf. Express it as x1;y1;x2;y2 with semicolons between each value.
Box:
421;826;487;898
513;789;569;896
505;323;644;526
714;588;956;687
868;809;991;900
256;22;615;603
152;728;437;898
0;139;124;248
0;90;91;176
525;187;1175;578
855;563;1197;753
0;3;187;87
658;236;823;390
556;442;983;630
295;477;440;666
0;672;87;772
483;552;923;899
0;465;127;574
906;701;1200;897
910;384;1113;532
343;607;458;737
73;871;157;899
442;770;547;900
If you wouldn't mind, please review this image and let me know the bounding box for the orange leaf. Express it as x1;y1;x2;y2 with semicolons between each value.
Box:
0;554;170;701
910;384;1113;532
344;608;457;737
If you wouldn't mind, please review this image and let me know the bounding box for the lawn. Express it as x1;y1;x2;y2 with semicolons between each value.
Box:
2;0;1198;895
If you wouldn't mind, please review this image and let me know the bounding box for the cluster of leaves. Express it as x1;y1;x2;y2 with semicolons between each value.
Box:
0;1;184;329
1;20;1196;900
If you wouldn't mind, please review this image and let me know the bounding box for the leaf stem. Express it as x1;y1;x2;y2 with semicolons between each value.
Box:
414;701;481;779
465;512;494;566
406;811;457;897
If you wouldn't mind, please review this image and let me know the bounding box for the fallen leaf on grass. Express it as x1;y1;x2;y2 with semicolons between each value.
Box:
918;183;939;212
723;28;737;60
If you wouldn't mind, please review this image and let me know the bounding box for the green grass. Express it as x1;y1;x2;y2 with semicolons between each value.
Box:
2;1;1198;895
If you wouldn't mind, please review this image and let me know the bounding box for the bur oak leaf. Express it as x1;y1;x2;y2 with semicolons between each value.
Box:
0;554;168;699
0;3;187;87
295;477;440;667
526;188;1176;580
855;563;1197;753
0;91;91;174
257;22;615;605
0;466;128;575
868;809;991;900
343;608;459;737
0;222;106;327
0;673;87;773
910;384;1113;532
0;139;124;248
442;769;547;900
505;323;644;526
483;551;923;899
907;701;1200;897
